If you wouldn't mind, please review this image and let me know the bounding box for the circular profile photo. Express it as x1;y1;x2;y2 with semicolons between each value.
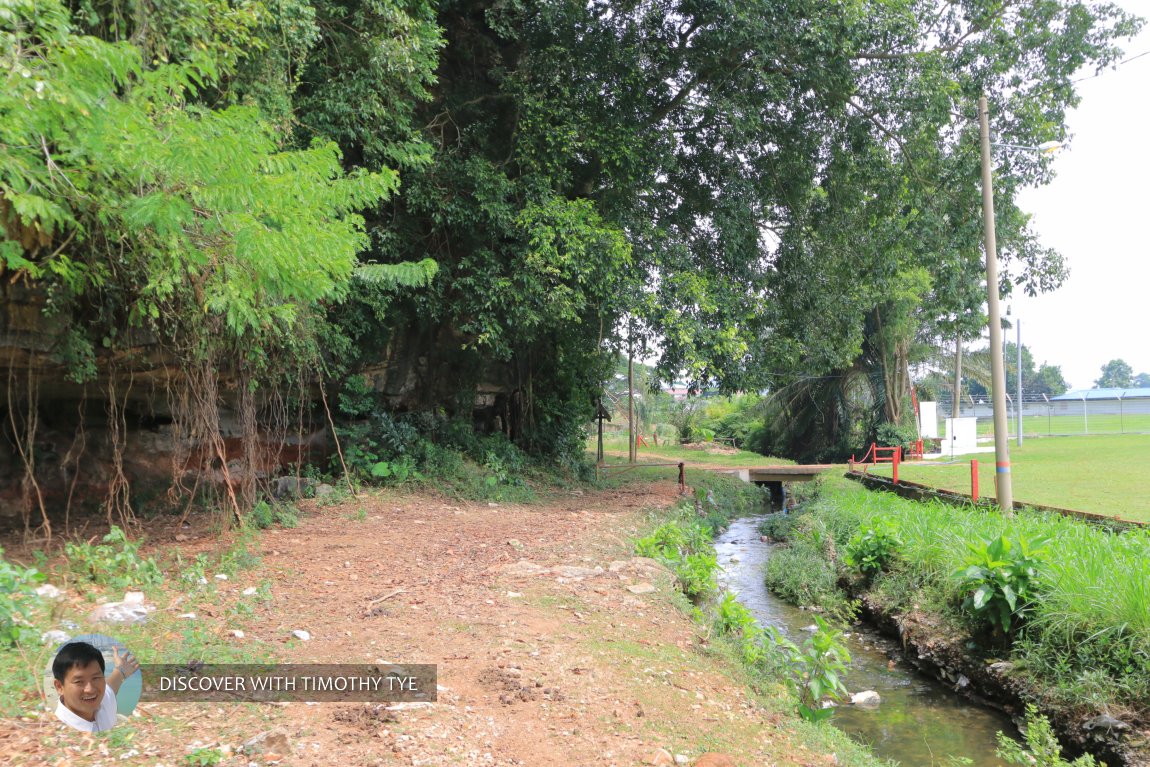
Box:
43;634;142;733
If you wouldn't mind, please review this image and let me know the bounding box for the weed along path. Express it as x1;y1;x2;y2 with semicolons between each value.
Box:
3;481;886;767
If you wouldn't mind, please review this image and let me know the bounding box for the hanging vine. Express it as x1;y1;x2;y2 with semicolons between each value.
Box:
103;370;136;530
5;351;49;540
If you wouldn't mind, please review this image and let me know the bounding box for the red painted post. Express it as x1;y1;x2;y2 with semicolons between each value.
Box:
892;448;900;485
971;459;979;502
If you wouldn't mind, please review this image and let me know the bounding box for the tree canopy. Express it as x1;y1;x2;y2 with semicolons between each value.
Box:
1095;358;1135;389
2;0;1144;475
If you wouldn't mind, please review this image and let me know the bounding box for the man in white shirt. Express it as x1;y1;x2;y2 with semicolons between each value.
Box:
52;641;139;733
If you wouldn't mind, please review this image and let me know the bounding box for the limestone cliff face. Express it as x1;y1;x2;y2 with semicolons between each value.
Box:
0;284;518;532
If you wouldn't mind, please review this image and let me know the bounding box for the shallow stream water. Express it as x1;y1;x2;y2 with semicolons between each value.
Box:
716;516;1017;767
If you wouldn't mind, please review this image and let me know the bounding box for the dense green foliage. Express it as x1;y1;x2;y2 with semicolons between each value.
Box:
2;0;1144;515
1;0;409;352
635;518;720;601
347;0;1141;463
1095;358;1135;389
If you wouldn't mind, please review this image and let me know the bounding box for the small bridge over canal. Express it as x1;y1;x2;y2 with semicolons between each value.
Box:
702;464;838;504
595;459;839;504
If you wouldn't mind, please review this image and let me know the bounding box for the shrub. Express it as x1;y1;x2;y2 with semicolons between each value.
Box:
875;420;918;452
955;534;1049;634
716;591;758;637
635;522;689;561
843;519;902;580
768;616;852;723
996;704;1099;766
248;500;299;529
634;517;719;601
65;527;163;589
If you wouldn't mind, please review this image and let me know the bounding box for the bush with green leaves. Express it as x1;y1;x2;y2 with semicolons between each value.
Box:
634;517;719;601
955;534;1048;634
65;527;163;589
768;616;852;723
635;521;689;561
996;705;1099;767
0;549;45;646
336;411;431;484
371;456;421;484
674;550;719;601
875;421;918;452
843;519;902;580
715;592;756;636
247;501;299;530
714;592;779;667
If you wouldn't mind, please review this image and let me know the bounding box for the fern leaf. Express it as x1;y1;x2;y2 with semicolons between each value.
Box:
353;258;438;288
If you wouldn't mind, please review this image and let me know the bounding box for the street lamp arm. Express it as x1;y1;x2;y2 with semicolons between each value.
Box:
991;141;1063;154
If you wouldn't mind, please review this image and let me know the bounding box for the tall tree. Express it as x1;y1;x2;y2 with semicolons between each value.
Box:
0;0;442;524
1033;363;1070;398
346;0;1141;460
1095;359;1134;388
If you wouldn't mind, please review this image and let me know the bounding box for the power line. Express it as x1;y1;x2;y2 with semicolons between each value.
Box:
1070;48;1150;86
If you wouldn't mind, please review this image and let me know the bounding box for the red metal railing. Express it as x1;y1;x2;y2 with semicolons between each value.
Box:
849;442;902;484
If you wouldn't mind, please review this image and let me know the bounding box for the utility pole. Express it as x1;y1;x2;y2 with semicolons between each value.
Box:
1017;318;1023;447
953;335;963;420
978;96;1013;514
628;344;636;464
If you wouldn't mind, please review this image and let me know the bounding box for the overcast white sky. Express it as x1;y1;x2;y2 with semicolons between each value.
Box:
1012;0;1150;390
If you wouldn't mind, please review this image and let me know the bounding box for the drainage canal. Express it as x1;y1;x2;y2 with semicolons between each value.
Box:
716;516;1017;767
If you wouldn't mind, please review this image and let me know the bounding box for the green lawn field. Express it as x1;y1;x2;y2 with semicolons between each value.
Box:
867;434;1150;522
592;432;1150;522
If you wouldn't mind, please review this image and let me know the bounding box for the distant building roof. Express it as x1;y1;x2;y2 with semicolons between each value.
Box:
1051;387;1150;401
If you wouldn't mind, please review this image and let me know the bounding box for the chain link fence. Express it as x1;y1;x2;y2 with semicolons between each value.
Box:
931;393;1150;437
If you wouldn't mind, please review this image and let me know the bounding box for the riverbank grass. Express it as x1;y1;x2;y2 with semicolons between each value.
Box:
770;476;1150;718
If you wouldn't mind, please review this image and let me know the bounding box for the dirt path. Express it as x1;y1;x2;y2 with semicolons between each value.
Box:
6;482;838;767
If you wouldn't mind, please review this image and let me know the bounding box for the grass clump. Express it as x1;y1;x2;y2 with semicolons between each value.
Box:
763;513;858;623
248;500;300;529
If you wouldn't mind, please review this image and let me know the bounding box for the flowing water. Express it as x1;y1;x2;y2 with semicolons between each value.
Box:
716;516;1017;767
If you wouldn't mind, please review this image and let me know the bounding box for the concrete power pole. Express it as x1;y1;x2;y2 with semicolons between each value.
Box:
628;347;636;464
978;96;1013;514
